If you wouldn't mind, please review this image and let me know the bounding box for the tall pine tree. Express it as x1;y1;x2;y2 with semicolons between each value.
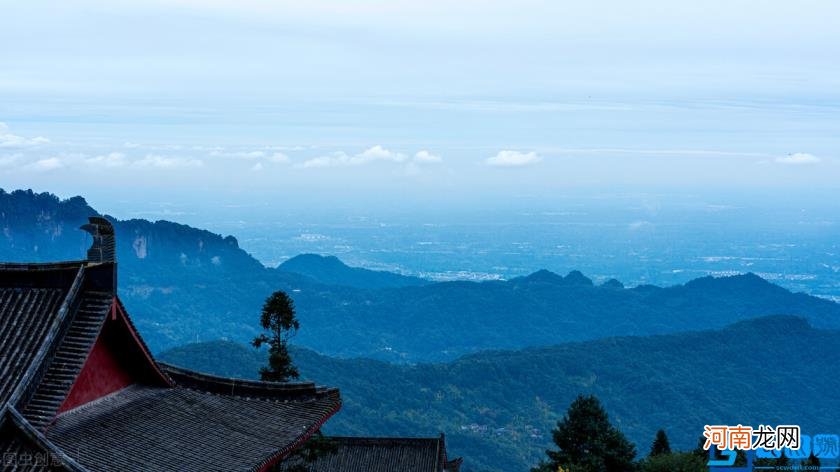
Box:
533;395;637;472
252;290;300;382
253;291;338;471
649;430;671;457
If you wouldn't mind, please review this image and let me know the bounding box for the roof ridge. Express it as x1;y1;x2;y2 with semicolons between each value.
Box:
51;384;142;420
327;436;443;445
158;363;338;400
0;261;87;271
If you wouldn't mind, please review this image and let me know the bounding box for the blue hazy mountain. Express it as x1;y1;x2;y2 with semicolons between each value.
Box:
4;188;840;361
278;253;427;289
159;315;840;472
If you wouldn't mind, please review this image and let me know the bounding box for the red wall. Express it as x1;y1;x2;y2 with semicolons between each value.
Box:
58;325;137;413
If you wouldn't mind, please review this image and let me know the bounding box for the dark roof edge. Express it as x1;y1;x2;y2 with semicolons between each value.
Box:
435;432;442;471
316;434;463;471
2;406;88;472
0;261;86;271
158;362;339;399
322;436;449;446
8;265;86;407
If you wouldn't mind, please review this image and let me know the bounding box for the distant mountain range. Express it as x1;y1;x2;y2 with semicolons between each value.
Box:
159;316;840;472
278;253;427;289
7;188;840;470
4;188;840;361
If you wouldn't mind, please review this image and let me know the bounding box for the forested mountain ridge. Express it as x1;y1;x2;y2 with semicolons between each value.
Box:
159;315;840;472
4;188;840;361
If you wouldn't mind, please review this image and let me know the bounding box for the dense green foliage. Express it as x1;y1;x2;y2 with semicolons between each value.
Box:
5;189;840;361
649;430;671;457
160;316;840;472
638;452;705;472
532;395;636;472
253;291;300;382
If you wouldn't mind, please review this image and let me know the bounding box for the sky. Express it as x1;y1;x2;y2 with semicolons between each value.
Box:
1;0;839;217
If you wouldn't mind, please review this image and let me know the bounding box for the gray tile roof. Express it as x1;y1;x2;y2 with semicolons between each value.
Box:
47;383;340;472
281;435;463;472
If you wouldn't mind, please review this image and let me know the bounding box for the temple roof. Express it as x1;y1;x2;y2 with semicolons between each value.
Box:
281;435;463;472
0;217;342;472
47;383;340;472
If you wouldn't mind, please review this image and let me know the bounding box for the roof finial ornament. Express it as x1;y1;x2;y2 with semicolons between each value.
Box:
80;216;116;262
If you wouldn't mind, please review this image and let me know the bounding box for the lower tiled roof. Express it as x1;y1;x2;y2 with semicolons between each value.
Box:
281;436;461;472
46;384;341;472
0;407;83;472
0;417;61;472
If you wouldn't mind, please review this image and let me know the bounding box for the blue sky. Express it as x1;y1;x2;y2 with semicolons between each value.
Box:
1;0;839;215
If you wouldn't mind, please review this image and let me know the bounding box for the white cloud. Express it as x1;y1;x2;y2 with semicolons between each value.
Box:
0;123;49;148
212;149;290;166
486;150;542;167
355;145;406;163
775;152;821;165
298;155;338;168
85;152;128;168
298;145;406;168
24;157;63;172
251;162;264;171
414;150;442;163
132;154;204;169
191;145;224;152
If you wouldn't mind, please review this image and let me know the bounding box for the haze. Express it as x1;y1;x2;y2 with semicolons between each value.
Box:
1;0;838;230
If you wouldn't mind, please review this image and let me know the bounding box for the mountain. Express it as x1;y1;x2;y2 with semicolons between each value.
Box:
289;267;839;361
278;253;427;289
0;189;311;351
0;189;96;261
159;316;840;472
4;188;840;361
513;268;593;286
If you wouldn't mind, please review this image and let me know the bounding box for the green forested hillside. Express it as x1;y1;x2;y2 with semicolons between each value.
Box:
160;316;840;472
